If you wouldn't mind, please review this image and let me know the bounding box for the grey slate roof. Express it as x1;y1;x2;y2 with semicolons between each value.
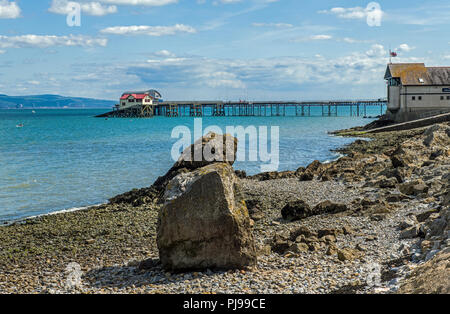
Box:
427;67;450;85
385;63;450;86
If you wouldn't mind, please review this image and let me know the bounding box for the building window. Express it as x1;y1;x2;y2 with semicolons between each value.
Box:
418;96;422;101
447;96;450;100
441;96;445;100
412;96;416;101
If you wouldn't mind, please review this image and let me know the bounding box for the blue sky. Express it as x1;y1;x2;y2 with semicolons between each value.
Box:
0;0;449;101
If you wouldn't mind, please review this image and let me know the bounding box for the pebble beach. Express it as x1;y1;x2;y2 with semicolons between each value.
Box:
0;123;449;294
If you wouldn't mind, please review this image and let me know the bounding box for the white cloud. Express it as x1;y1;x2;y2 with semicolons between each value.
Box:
320;7;367;19
397;43;414;52
340;37;372;44
291;34;333;42
319;5;384;22
215;0;243;4
211;0;278;5
0;35;108;49
153;50;176;57
365;44;386;58
198;71;245;89
98;0;177;5
49;0;117;16
100;24;196;36
310;34;332;40
252;22;293;28
0;0;21;19
126;44;394;97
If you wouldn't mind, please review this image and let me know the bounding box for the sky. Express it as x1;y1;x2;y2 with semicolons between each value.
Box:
0;0;449;101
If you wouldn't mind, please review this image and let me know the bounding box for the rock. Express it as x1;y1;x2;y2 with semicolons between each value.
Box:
245;199;265;221
355;243;367;252
385;193;408;203
337;248;360;261
365;235;378;242
303;236;320;244
318;228;341;238
376;176;398;188
420;240;432;251
157;163;257;271
320;174;331;182
172;132;238;171
430;150;444;160
298;171;314;182
271;234;292;255
399;225;420;239
342;225;354;235
290;226;317;240
399;180;429;196
391;156;406;168
326;245;338;256
249;210;265;221
443;191;450;206
306;160;322;173
109;133;239;206
249;171;296;181
257;244;272;256
320;235;337;244
389;146;414;168
422;124;446;147
235;170;247;178
281;200;312;221
308;242;321;252
416;209;440;223
398;216;419;230
397;250;450;294
313;201;348;215
370;213;386;221
138;258;160;271
377;168;405;183
427;218;447;237
289;243;309;254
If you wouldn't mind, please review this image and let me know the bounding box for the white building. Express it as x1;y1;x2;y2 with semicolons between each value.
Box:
385;63;450;122
117;90;162;110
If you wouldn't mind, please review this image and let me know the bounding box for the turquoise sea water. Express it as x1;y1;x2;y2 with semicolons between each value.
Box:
0;108;382;222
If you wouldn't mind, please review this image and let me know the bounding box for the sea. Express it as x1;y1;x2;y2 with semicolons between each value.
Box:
0;107;383;222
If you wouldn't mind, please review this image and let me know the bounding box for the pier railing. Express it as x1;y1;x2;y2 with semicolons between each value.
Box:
96;99;387;118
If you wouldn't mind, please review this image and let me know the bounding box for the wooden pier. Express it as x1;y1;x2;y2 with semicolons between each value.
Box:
96;100;387;118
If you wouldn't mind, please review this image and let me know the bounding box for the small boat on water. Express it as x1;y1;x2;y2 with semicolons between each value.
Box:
16;123;24;128
32;110;36;114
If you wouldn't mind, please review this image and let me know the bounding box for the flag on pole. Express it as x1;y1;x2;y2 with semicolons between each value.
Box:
389;50;397;63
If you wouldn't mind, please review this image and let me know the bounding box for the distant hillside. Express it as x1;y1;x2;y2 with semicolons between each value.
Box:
0;94;115;109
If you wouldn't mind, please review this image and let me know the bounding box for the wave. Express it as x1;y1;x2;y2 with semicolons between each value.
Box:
1;203;106;227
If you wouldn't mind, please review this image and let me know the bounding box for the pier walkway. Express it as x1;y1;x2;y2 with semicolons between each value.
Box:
96;99;387;118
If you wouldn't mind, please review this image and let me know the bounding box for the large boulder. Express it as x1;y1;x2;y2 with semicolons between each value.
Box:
157;163;257;271
109;132;238;205
172;131;238;171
